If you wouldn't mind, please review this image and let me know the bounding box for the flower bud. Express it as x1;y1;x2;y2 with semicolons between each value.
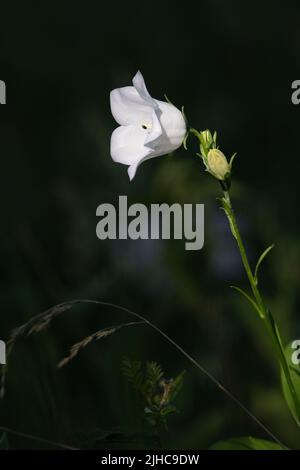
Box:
201;130;213;146
207;149;230;181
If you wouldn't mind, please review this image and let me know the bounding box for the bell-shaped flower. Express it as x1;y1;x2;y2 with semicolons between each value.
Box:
110;71;187;180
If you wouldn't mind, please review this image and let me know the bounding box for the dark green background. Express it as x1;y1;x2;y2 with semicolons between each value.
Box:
0;0;300;449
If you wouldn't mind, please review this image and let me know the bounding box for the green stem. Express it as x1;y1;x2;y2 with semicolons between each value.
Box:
222;189;300;424
223;191;263;312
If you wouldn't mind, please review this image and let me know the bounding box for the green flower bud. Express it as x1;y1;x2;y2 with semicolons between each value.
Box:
198;129;218;159
207;149;230;181
201;130;213;146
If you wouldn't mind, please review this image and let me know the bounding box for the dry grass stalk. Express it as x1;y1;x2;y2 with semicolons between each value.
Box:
57;321;143;368
0;300;144;398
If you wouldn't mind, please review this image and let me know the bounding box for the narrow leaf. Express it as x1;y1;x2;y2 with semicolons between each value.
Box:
254;244;275;284
230;285;263;318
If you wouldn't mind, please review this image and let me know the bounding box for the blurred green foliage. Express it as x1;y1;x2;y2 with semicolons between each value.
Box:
210;436;284;450
122;358;185;432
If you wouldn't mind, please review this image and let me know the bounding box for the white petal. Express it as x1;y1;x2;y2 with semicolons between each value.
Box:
128;163;139;181
128;153;159;181
155;100;187;148
110;86;153;126
144;109;163;145
110;125;152;165
132;71;157;108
